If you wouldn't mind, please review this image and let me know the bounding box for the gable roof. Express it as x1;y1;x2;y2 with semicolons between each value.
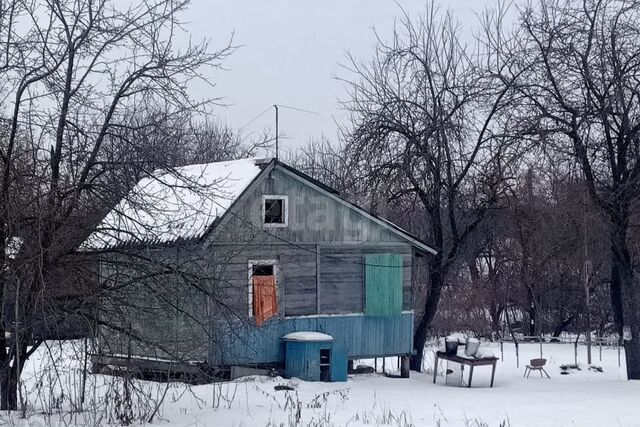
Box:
84;157;436;255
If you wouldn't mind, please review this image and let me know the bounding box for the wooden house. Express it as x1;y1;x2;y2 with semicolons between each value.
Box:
86;158;435;378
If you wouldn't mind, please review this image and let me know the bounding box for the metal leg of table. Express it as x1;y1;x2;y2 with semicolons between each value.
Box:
468;365;474;388
490;362;497;387
433;354;439;384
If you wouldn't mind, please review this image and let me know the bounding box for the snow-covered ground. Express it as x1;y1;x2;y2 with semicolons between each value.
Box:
3;340;639;426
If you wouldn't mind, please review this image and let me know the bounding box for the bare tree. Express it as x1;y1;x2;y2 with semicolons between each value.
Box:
287;138;358;197
0;0;232;410
338;2;520;370
433;165;610;340
513;0;640;379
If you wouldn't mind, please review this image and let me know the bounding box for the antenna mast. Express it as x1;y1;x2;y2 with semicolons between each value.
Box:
274;104;279;160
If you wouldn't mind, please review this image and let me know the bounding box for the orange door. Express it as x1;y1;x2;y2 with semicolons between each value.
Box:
252;275;278;326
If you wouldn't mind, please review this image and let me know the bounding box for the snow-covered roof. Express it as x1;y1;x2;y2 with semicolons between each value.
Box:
282;332;333;342
84;158;264;250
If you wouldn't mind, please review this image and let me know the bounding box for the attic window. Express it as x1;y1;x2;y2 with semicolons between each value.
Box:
263;195;288;227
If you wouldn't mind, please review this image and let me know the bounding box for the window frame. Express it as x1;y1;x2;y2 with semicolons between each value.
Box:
262;195;288;227
247;259;278;318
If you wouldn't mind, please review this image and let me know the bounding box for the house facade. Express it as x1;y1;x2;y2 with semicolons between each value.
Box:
88;158;435;376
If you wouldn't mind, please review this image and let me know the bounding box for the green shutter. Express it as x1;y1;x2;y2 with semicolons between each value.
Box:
365;253;403;315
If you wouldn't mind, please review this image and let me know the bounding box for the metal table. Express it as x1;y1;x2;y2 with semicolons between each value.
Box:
433;351;498;388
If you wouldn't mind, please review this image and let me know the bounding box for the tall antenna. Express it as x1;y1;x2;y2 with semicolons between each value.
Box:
269;103;317;160
274;104;279;160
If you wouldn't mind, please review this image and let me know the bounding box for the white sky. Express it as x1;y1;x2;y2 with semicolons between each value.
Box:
185;0;505;154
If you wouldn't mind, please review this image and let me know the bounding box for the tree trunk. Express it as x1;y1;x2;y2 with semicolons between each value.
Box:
411;255;444;371
552;317;573;338
489;305;502;338
624;336;640;380
0;364;18;411
0;333;28;411
620;265;640;379
610;211;640;379
0;333;12;410
527;291;537;337
609;256;625;337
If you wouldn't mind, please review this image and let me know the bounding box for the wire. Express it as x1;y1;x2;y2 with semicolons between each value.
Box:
275;104;319;116
238;106;275;133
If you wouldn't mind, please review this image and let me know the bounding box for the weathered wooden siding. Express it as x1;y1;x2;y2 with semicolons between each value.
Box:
209;242;413;319
318;249;363;314
98;245;211;361
209;312;414;366
210;167;411;245
209;243;318;318
319;244;413;313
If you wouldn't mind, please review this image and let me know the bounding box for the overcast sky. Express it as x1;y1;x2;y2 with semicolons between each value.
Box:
185;0;505;155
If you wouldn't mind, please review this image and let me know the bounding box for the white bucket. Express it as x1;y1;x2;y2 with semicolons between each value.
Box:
465;338;480;357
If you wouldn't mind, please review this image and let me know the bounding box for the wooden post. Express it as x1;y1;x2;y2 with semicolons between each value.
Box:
584;261;592;365
586;327;592;365
490;361;497;387
500;340;504;361
599;337;602;362
374;358;378;373
515;341;519;368
382;357;386;374
432;354;439;383
80;337;88;409
539;334;543;358
400;356;410;378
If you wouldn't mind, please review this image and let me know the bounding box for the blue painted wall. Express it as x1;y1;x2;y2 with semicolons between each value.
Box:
209;312;414;366
330;347;348;381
